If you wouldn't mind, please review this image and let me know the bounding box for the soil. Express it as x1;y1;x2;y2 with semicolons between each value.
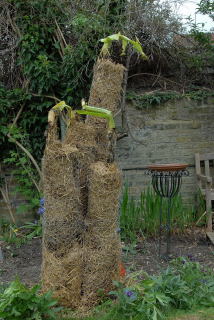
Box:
0;238;42;286
0;229;214;286
123;230;214;275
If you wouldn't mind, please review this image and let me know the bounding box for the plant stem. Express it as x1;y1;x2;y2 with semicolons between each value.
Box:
0;187;16;224
31;93;61;102
7;133;42;181
121;48;131;130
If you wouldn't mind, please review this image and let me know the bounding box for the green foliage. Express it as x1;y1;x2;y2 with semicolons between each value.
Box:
0;220;23;246
0;87;29;158
126;90;214;110
197;0;214;19
52;100;116;130
2;127;41;214
120;186;196;242
112;259;214;319
0;219;42;247
100;33;148;59
18;220;42;240
185;89;214;100
0;278;61;320
187;14;214;78
45;260;214;320
0;0;128;211
126;91;181;110
0;86;49;162
156;258;214;309
77;259;214;320
109;280;169;320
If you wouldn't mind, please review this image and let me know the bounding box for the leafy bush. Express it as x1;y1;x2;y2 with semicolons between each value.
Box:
108;259;214;320
0;279;61;320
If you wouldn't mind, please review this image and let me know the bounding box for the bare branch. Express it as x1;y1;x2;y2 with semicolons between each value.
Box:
7;133;43;181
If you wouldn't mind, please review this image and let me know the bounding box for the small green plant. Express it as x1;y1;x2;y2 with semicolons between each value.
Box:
109;280;169;320
120;186;195;242
0;219;42;247
0;279;61;320
19;220;43;240
0;221;24;247
161;258;214;309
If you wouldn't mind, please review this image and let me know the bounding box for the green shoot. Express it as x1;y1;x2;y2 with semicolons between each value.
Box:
100;32;148;59
51;100;115;130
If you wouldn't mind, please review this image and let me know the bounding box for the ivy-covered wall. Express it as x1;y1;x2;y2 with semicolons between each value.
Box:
116;95;214;206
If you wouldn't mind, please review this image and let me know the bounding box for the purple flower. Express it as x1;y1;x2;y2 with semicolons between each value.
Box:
37;207;45;215
40;198;45;206
200;279;208;284
124;289;137;301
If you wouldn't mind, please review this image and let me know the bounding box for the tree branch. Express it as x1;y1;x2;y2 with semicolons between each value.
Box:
7;133;42;181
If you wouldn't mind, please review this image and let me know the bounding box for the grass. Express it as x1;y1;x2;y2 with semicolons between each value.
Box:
60;304;214;320
120;186;197;242
167;307;214;319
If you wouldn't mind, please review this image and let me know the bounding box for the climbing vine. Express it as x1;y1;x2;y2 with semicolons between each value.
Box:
126;90;214;110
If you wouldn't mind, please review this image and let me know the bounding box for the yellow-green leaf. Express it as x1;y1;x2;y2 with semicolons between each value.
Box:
99;33;148;60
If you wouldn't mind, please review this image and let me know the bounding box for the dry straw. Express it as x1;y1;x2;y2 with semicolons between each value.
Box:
87;58;125;126
42;57;124;309
81;161;122;307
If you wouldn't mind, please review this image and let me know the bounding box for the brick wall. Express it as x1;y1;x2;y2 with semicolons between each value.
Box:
115;97;214;205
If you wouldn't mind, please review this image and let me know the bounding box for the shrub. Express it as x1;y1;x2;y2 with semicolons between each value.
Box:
0;279;61;320
109;258;214;320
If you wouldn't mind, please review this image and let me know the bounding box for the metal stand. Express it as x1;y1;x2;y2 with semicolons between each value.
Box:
146;165;189;259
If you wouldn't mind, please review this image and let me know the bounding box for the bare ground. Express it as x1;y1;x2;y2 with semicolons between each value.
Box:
0;229;213;286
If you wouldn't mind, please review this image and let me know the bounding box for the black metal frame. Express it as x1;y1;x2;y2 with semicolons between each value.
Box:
146;168;189;259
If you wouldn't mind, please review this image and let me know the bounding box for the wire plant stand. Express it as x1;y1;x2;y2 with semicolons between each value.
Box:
146;164;189;259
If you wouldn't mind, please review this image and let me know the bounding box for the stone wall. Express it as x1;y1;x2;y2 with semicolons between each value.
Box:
115;97;214;206
1;97;213;223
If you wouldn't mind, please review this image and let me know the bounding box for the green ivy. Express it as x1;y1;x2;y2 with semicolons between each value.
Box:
126;90;214;110
1;0;128;159
0;0;128;216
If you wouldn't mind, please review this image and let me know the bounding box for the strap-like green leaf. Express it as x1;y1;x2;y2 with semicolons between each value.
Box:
51;101;115;129
77;110;115;129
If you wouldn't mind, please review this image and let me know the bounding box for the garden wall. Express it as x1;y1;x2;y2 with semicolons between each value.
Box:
115;97;214;206
1;97;213;224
